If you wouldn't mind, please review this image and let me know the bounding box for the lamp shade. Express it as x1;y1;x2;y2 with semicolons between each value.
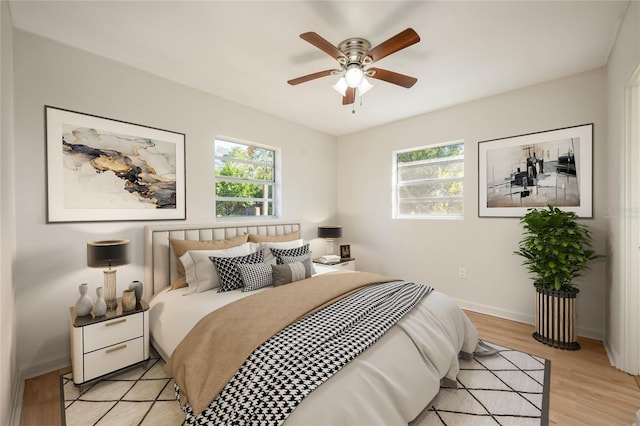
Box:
87;239;131;268
317;226;342;239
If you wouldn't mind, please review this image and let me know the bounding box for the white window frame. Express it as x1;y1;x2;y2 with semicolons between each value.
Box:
392;140;464;219
214;136;281;219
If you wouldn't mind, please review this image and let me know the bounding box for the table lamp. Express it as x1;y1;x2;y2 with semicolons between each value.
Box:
87;239;131;310
317;226;342;255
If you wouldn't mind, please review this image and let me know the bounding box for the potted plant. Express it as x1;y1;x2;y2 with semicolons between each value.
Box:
514;205;603;350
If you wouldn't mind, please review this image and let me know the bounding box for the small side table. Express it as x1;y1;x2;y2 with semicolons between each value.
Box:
70;298;149;387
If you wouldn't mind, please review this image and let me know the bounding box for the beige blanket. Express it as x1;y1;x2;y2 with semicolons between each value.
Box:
164;271;397;416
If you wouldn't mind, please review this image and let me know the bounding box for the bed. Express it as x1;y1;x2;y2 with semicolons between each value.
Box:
144;222;479;425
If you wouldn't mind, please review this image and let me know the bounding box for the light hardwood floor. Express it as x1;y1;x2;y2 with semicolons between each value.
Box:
465;311;640;426
19;312;640;426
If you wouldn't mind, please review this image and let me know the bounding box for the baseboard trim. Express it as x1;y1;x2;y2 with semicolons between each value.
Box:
603;338;621;370
10;376;23;426
11;356;70;425
456;298;605;341
457;298;531;324
20;356;69;381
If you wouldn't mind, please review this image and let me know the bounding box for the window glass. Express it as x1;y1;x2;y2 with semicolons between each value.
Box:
214;138;277;217
393;142;464;218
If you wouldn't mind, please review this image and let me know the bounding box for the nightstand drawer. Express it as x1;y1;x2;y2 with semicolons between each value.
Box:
313;258;357;272
84;313;143;352
332;260;356;271
84;337;144;381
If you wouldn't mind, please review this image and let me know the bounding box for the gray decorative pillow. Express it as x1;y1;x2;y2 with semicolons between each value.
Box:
238;261;275;292
271;244;310;264
211;249;264;292
281;253;316;275
272;258;313;286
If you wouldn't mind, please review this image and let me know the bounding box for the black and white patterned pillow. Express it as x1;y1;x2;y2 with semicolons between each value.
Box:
271;243;310;264
211;250;264;292
238;261;275;292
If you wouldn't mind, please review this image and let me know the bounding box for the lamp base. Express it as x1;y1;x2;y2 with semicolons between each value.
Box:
103;269;118;310
325;239;335;255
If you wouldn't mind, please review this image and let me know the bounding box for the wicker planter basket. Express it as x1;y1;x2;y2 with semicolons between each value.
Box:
533;285;580;350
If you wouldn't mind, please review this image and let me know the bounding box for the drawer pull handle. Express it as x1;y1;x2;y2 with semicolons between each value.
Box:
106;344;127;354
105;318;127;327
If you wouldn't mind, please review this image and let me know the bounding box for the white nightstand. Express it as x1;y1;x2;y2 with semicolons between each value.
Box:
313;258;356;271
70;298;149;386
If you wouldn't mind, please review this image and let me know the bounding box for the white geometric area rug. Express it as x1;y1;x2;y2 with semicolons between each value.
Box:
61;342;549;426
412;341;550;426
60;349;184;426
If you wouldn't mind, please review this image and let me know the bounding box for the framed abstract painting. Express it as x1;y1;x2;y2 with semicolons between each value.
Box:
45;106;186;222
478;123;593;218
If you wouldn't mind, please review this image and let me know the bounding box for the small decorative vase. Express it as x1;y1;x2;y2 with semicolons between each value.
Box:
128;280;143;305
92;287;107;317
74;283;93;317
122;289;136;312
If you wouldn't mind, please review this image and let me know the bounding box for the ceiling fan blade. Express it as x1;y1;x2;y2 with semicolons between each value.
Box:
367;67;417;88
366;28;420;64
342;87;355;105
300;32;346;61
287;69;336;86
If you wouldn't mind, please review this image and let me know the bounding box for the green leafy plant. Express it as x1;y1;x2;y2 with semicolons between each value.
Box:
514;205;603;291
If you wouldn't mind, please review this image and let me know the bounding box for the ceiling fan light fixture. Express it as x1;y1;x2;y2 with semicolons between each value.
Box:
358;77;374;96
332;75;373;98
332;77;348;96
344;65;364;88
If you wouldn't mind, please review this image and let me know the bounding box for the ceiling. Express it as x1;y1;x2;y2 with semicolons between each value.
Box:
8;1;629;136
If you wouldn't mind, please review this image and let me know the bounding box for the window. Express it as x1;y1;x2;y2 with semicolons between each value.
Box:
393;141;464;218
214;138;277;217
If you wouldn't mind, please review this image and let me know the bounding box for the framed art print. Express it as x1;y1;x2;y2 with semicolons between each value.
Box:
46;106;186;222
478;123;593;218
340;244;351;259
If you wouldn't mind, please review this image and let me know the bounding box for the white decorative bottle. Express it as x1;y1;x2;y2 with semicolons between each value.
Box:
74;283;93;317
92;287;107;317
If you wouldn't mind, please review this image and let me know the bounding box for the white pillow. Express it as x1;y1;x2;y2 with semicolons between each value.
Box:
180;242;252;293
257;239;305;262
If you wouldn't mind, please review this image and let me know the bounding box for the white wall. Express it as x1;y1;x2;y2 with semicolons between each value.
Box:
0;1;17;423
605;0;640;372
337;68;608;339
12;29;337;375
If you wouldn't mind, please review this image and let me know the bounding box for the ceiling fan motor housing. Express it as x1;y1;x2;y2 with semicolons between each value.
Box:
338;38;372;66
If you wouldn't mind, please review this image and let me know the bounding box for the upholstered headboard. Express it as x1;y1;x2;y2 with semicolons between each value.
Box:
143;222;301;301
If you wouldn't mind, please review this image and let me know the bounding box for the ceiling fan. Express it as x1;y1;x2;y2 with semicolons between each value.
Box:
287;28;420;106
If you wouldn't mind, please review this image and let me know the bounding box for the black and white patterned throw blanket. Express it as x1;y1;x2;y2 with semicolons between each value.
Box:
177;280;433;425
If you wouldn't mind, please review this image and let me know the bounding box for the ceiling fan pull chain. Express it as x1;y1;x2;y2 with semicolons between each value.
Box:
351;87;362;114
353;88;364;114
352;90;357;114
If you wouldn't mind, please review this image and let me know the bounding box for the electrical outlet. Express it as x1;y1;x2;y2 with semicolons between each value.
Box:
458;267;467;279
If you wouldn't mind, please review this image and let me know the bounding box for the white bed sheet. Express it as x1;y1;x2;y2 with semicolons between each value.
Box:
288;290;478;425
150;284;266;360
149;265;337;360
149;274;478;425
